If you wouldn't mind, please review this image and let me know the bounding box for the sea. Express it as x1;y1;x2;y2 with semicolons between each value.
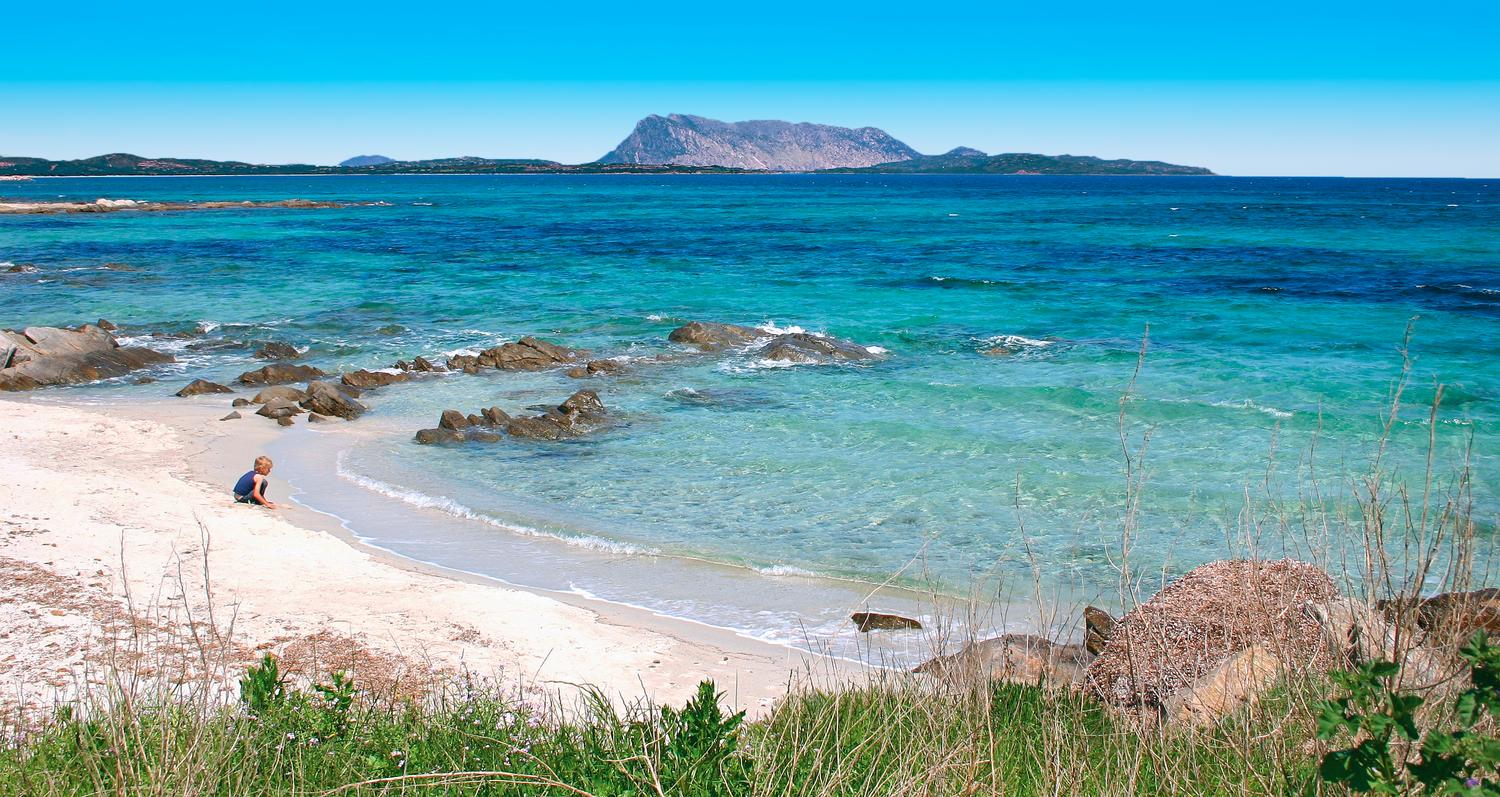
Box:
3;174;1496;662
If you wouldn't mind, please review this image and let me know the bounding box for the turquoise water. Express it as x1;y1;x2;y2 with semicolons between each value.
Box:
3;175;1497;635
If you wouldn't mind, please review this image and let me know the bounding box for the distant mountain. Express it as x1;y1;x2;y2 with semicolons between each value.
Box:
0;153;743;177
598;114;921;171
828;148;1215;175
339;154;395;167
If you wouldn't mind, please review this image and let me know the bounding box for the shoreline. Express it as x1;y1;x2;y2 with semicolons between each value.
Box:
0;394;871;722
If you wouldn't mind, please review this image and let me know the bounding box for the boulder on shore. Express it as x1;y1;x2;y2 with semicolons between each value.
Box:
237;363;326;386
851;612;922;632
1083;559;1338;712
299;380;367;420
0;325;173;391
251;385;307;404
256;397;305;420
175;378;234;397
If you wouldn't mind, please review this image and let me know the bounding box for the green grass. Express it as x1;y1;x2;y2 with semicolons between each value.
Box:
0;666;1323;796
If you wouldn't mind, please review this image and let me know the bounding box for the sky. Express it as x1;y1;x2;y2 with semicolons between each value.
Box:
4;0;1498;177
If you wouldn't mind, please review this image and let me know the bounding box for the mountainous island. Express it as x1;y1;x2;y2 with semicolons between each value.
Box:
0;115;1214;176
598;114;920;171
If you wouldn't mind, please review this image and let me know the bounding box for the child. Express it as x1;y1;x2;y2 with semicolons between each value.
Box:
233;455;278;508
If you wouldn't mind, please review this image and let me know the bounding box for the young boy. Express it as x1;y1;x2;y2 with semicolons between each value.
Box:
233;455;278;508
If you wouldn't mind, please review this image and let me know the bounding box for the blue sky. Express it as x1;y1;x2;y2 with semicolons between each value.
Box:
5;1;1498;176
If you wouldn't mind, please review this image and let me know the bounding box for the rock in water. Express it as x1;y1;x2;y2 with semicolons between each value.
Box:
851;612;923;632
299;380;367;420
438;409;469;431
1083;559;1338;711
414;390;607;444
915;635;1091;689
473;336;584;370
175;378;234;397
342;369;408;389
667;321;761;350
254;341;302;360
598;114;920;171
237;363;326;386
758;333;881;364
0;324;173;390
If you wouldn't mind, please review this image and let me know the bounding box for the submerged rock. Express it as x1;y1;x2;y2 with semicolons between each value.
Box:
237;363;326;386
414;390;608;444
254;341;302;360
175;378;234;397
758;332;880;364
0;324;173;391
566;359;627;378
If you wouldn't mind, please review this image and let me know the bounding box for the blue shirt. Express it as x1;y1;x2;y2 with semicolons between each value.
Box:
234;471;259;498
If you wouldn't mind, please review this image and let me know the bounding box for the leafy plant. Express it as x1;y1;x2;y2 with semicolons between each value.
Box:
658;680;748;795
1317;631;1500;794
238;653;285;715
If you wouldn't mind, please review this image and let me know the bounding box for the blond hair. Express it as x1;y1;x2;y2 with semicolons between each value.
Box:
254;455;273;473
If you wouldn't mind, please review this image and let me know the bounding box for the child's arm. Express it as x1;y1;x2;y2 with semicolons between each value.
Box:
252;474;278;508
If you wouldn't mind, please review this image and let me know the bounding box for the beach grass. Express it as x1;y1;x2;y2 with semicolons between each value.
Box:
0;666;1325;796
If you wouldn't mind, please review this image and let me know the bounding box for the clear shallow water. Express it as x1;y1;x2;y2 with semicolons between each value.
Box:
3;175;1497;640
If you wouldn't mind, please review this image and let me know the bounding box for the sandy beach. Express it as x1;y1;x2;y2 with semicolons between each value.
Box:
0;395;839;724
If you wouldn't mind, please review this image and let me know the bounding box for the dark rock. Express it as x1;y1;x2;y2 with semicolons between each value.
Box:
0;324;173;391
221;411;241;421
758;333;880;364
237;363;326;386
134;376;156;385
375;324;406;335
1084;606;1116;656
668;321;760;350
439;410;470;431
851;612;922;632
231;398;251;407
1409;589;1500;641
299;380;368;420
411;355;437;372
97;318;118;331
256;397;305;419
253;341;303;360
466;414;485;426
445;354;479;373
465;430;504;443
252;385;307;404
342;369;408;389
566;359;627;378
307;412;332;423
99;262;137;271
480;406;510;425
474;336;584;370
1083;559;1337;710
175;378;234;397
414;427;463;444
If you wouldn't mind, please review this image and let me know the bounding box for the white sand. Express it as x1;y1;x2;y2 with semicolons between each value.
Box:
0;397;846;723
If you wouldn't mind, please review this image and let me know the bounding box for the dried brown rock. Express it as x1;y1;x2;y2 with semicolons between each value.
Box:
237;363;326;386
175;378;234;397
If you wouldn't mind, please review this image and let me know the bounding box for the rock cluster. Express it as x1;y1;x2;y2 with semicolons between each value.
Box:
253;342;302;360
1;325;173;391
666;321;883;365
415;390;608;444
446;337;584;373
236;363;328;386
